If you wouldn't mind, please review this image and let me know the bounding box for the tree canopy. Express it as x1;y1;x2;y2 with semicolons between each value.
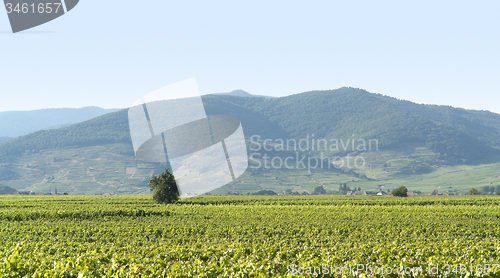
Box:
148;168;180;204
467;188;481;195
392;186;408;197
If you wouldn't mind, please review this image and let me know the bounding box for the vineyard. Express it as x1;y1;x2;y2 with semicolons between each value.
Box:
1;195;500;277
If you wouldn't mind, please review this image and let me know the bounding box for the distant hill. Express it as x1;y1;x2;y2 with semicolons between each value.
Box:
0;109;132;164
0;137;13;144
214;90;274;98
0;106;120;138
0;184;16;194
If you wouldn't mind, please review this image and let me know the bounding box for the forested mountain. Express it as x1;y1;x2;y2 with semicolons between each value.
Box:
1;87;500;194
235;88;497;164
0;88;498;165
0;106;119;138
372;92;500;150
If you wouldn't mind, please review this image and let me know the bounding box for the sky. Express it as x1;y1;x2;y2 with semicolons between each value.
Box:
1;0;499;113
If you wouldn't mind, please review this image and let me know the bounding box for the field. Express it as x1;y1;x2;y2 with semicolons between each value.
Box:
2;195;500;277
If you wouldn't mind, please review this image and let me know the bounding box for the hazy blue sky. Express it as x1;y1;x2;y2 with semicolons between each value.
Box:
1;0;499;113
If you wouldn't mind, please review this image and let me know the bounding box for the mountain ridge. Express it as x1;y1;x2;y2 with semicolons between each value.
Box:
0;106;120;138
213;89;274;98
1;87;500;194
1;87;498;165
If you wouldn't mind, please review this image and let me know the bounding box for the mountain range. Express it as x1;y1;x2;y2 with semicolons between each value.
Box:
1;88;499;195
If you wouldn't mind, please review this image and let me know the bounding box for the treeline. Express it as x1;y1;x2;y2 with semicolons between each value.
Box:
468;186;500;195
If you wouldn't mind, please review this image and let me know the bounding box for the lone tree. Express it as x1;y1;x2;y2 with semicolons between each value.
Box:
149;168;180;204
392;186;408;197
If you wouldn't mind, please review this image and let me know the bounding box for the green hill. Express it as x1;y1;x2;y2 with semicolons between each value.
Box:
235;88;497;164
0;184;16;194
0;109;132;164
1;87;499;194
373;92;500;150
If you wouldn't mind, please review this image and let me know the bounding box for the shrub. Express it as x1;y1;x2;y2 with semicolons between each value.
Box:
251;190;277;195
392;186;408;197
467;188;481;195
312;186;326;195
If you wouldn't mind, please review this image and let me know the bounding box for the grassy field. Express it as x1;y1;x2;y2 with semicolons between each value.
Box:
2;195;500;277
